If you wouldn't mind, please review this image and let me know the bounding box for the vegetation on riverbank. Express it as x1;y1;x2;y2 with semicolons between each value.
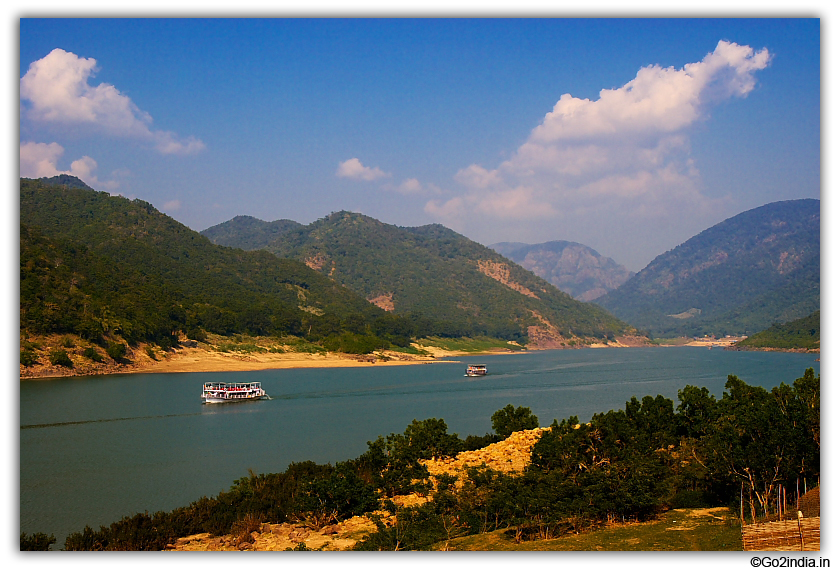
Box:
36;369;817;551
734;311;819;351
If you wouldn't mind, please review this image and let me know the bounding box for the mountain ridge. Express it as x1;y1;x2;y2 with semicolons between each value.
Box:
595;199;819;337
203;210;637;346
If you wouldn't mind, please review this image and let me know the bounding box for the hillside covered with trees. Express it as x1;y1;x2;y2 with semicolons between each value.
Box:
595;199;819;338
734;311;820;351
203;211;635;346
19;178;441;355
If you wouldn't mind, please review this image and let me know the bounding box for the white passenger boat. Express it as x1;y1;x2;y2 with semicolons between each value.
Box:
465;364;487;377
201;381;268;403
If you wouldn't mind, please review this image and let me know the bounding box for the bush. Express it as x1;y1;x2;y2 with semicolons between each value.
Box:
106;342;127;361
20;531;56;551
83;346;104;362
145;346;157;361
21;340;42;351
462;433;502;451
230;513;261;545
61;336;75;348
186;327;208;343
49;349;73;368
20;349;38;367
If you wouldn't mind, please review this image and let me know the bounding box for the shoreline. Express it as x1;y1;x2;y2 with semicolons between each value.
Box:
20;337;818;381
19;345;468;380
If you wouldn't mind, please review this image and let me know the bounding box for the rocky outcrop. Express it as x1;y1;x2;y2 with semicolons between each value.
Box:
422;427;550;481
367;292;395;312
165;516;380;551
476;260;540;299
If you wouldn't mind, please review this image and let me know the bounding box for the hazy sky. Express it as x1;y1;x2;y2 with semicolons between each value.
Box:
19;18;819;270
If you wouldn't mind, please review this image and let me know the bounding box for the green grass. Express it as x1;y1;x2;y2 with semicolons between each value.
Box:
416;336;526;353
449;508;742;551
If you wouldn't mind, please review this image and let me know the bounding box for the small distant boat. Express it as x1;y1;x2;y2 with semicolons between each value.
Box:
201;381;268;404
465;364;487;377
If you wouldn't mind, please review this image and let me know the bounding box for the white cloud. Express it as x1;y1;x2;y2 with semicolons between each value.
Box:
19;141;120;190
423;40;770;269
20;48;204;155
19;141;65;179
336;158;390;181
396;178;423;194
378;178;444;196
163;200;182;212
529;40;771;144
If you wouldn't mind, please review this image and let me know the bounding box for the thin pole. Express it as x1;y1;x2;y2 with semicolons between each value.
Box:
783;487;787;515
797;478;800;510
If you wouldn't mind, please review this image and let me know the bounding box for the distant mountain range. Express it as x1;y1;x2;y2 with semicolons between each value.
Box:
595;199;820;337
490;241;634;302
203;212;635;346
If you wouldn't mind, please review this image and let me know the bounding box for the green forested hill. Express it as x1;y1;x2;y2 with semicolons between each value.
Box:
595;199;819;337
202;215;302;250
204;211;634;345
19;178;415;349
735;311;820;350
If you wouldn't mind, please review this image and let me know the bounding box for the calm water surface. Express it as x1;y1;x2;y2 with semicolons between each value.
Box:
20;347;819;546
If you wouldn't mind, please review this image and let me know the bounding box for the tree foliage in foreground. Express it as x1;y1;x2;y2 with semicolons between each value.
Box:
56;372;818;550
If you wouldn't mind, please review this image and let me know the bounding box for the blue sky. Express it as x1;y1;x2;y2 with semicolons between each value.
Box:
19;17;820;270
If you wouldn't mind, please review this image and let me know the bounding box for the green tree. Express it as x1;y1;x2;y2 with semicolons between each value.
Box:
295;462;378;526
360;418;463;497
704;374;817;520
491;405;539;437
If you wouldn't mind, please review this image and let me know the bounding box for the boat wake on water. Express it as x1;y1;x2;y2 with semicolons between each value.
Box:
21;412;205;430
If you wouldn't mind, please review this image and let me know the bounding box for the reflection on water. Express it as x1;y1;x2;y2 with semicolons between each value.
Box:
20;347;819;546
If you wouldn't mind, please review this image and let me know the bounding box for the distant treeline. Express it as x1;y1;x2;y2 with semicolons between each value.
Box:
24;369;817;551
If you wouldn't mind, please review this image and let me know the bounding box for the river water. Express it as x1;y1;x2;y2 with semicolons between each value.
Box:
20;347;819;547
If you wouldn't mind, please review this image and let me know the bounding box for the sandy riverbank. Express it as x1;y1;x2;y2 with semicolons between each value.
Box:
136;346;451;374
19;336;474;380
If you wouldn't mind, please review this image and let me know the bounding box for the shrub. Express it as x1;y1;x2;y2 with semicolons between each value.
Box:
61;336;75;348
106;342;127;361
186;327;208;343
21;340;42;351
145;346;157;361
83;346;104;362
20;349;38;367
230;513;262;545
49;349;73;368
20;531;56;551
